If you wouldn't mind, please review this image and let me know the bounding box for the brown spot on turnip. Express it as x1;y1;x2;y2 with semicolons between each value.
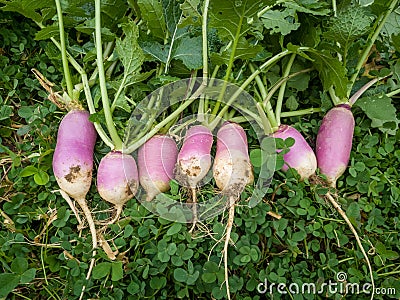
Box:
65;165;81;182
187;165;201;176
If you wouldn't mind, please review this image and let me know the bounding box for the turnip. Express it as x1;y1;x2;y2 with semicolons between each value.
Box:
212;122;253;300
97;151;139;224
53;110;97;250
138;135;178;201
272;125;317;180
247;59;319;181
316;104;354;187
175;125;213;188
213;122;253;191
313;83;385;300
52;109;98;300
174;125;213;229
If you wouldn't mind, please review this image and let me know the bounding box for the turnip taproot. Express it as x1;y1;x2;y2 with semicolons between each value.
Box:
213;122;253;300
97;151;138;224
316;104;354;187
272;125;317;180
138;135;178;201
52;109;97;249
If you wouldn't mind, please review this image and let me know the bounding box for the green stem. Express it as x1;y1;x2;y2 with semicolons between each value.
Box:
204;65;221;120
198;0;210;123
210;6;245;119
257;0;284;17
275;53;296;126
234;104;262;123
55;0;73;99
95;0;123;150
202;0;210;82
348;0;399;96
131;94;157;137
329;86;342;106
198;95;205;122
256;102;272;135
377;270;400;277
386;87;400;98
81;73;114;148
130;87;166;142
280;107;321;118
252;66;267;98
263;68;313;108
170;118;197;135
229;116;248;123
332;0;337;17
36;20;113;147
250;64;277;129
124;84;207;153
209;49;298;130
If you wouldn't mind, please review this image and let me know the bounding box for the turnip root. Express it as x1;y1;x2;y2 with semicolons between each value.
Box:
272;125;317;180
212;122;253;300
315;105;374;297
53;110;97;249
316;104;354;187
52;110;98;300
97;151;138;224
138;135;178;201
174;125;213;229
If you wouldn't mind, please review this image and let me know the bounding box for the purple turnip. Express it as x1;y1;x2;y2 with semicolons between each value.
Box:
52;109;97;250
316;104;355;187
138;135;178;201
213;122;253;300
272;125;317;180
97;151;138;224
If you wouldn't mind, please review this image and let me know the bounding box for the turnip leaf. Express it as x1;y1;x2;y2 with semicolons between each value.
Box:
137;0;167;40
209;0;268;65
323;6;374;58
116;21;144;78
210;37;264;65
112;21;145;111
0;0;55;24
209;0;266;42
171;35;203;70
284;0;330;16
306;49;349;98
139;0;202;70
141;41;169;63
180;0;201;27
35;25;59;41
354;94;399;135
163;0;182;34
381;7;400;42
261;8;300;36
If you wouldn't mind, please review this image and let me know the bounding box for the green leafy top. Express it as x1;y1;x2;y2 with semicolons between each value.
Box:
0;0;55;24
323;6;374;60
